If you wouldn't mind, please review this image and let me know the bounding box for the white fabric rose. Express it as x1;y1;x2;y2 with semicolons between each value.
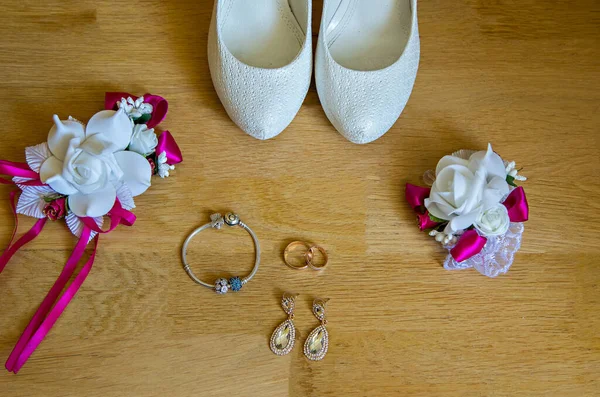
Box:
425;144;510;234
129;124;158;155
474;204;510;236
61;137;119;195
39;109;152;217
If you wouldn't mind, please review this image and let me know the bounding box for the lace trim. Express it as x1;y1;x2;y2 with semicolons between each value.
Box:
443;223;524;277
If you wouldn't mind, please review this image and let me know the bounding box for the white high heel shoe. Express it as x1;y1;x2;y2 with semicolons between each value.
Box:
208;0;312;140
316;0;420;144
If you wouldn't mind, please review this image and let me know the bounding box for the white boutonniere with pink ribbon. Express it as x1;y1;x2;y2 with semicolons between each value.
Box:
0;92;182;373
406;144;529;277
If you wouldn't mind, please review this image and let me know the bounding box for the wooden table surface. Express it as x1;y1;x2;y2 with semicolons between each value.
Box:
0;1;598;396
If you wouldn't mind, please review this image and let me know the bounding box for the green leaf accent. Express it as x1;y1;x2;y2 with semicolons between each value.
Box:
428;213;447;223
133;113;151;124
506;175;518;187
43;194;65;203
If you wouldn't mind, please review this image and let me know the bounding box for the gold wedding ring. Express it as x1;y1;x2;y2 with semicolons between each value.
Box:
283;241;328;271
307;245;328;271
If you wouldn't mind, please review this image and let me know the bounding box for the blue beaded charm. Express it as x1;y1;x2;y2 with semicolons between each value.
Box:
229;276;242;292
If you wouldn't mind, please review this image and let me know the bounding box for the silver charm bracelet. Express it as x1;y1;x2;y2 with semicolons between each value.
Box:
182;212;260;294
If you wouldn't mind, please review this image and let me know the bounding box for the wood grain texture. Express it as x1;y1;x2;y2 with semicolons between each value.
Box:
0;0;598;396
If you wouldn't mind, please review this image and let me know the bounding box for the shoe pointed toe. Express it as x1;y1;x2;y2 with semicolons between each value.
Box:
235;109;292;141
335;117;390;144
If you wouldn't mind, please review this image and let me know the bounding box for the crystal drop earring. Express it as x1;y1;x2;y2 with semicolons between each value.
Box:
304;298;330;361
270;293;298;356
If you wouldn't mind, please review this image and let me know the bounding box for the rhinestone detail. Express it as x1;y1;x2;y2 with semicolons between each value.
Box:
229;276;242;292
270;319;296;356
214;278;229;294
303;325;329;361
313;302;326;321
281;296;295;315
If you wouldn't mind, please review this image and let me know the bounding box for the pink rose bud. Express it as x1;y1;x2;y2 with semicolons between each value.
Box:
417;212;440;231
147;156;157;175
43;197;67;221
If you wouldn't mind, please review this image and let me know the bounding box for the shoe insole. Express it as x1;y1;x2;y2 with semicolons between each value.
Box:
326;0;412;71
221;0;305;69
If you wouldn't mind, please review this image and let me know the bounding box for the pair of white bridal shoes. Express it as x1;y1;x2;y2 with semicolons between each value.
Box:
208;0;420;144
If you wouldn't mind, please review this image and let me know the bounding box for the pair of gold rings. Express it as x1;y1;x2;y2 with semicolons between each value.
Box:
283;241;328;271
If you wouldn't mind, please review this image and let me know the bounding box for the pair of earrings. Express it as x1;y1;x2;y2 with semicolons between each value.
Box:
270;293;330;361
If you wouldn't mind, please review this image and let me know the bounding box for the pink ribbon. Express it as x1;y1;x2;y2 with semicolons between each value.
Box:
80;200;136;234
503;186;529;222
0;165;48;273
405;183;430;211
450;187;530;262
156;131;183;165
0;209;47;273
0;160;44;186
5;227;98;373
105;92;168;129
1;165;135;371
450;229;488;263
1;196;135;372
405;183;441;231
1;198;134;372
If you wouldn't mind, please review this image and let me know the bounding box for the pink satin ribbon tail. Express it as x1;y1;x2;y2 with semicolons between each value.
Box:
5;227;98;373
503;186;529;222
450;229;488;263
156;130;183;165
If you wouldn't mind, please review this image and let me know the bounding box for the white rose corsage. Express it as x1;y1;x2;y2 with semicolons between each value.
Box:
406;144;529;278
0;92;182;373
